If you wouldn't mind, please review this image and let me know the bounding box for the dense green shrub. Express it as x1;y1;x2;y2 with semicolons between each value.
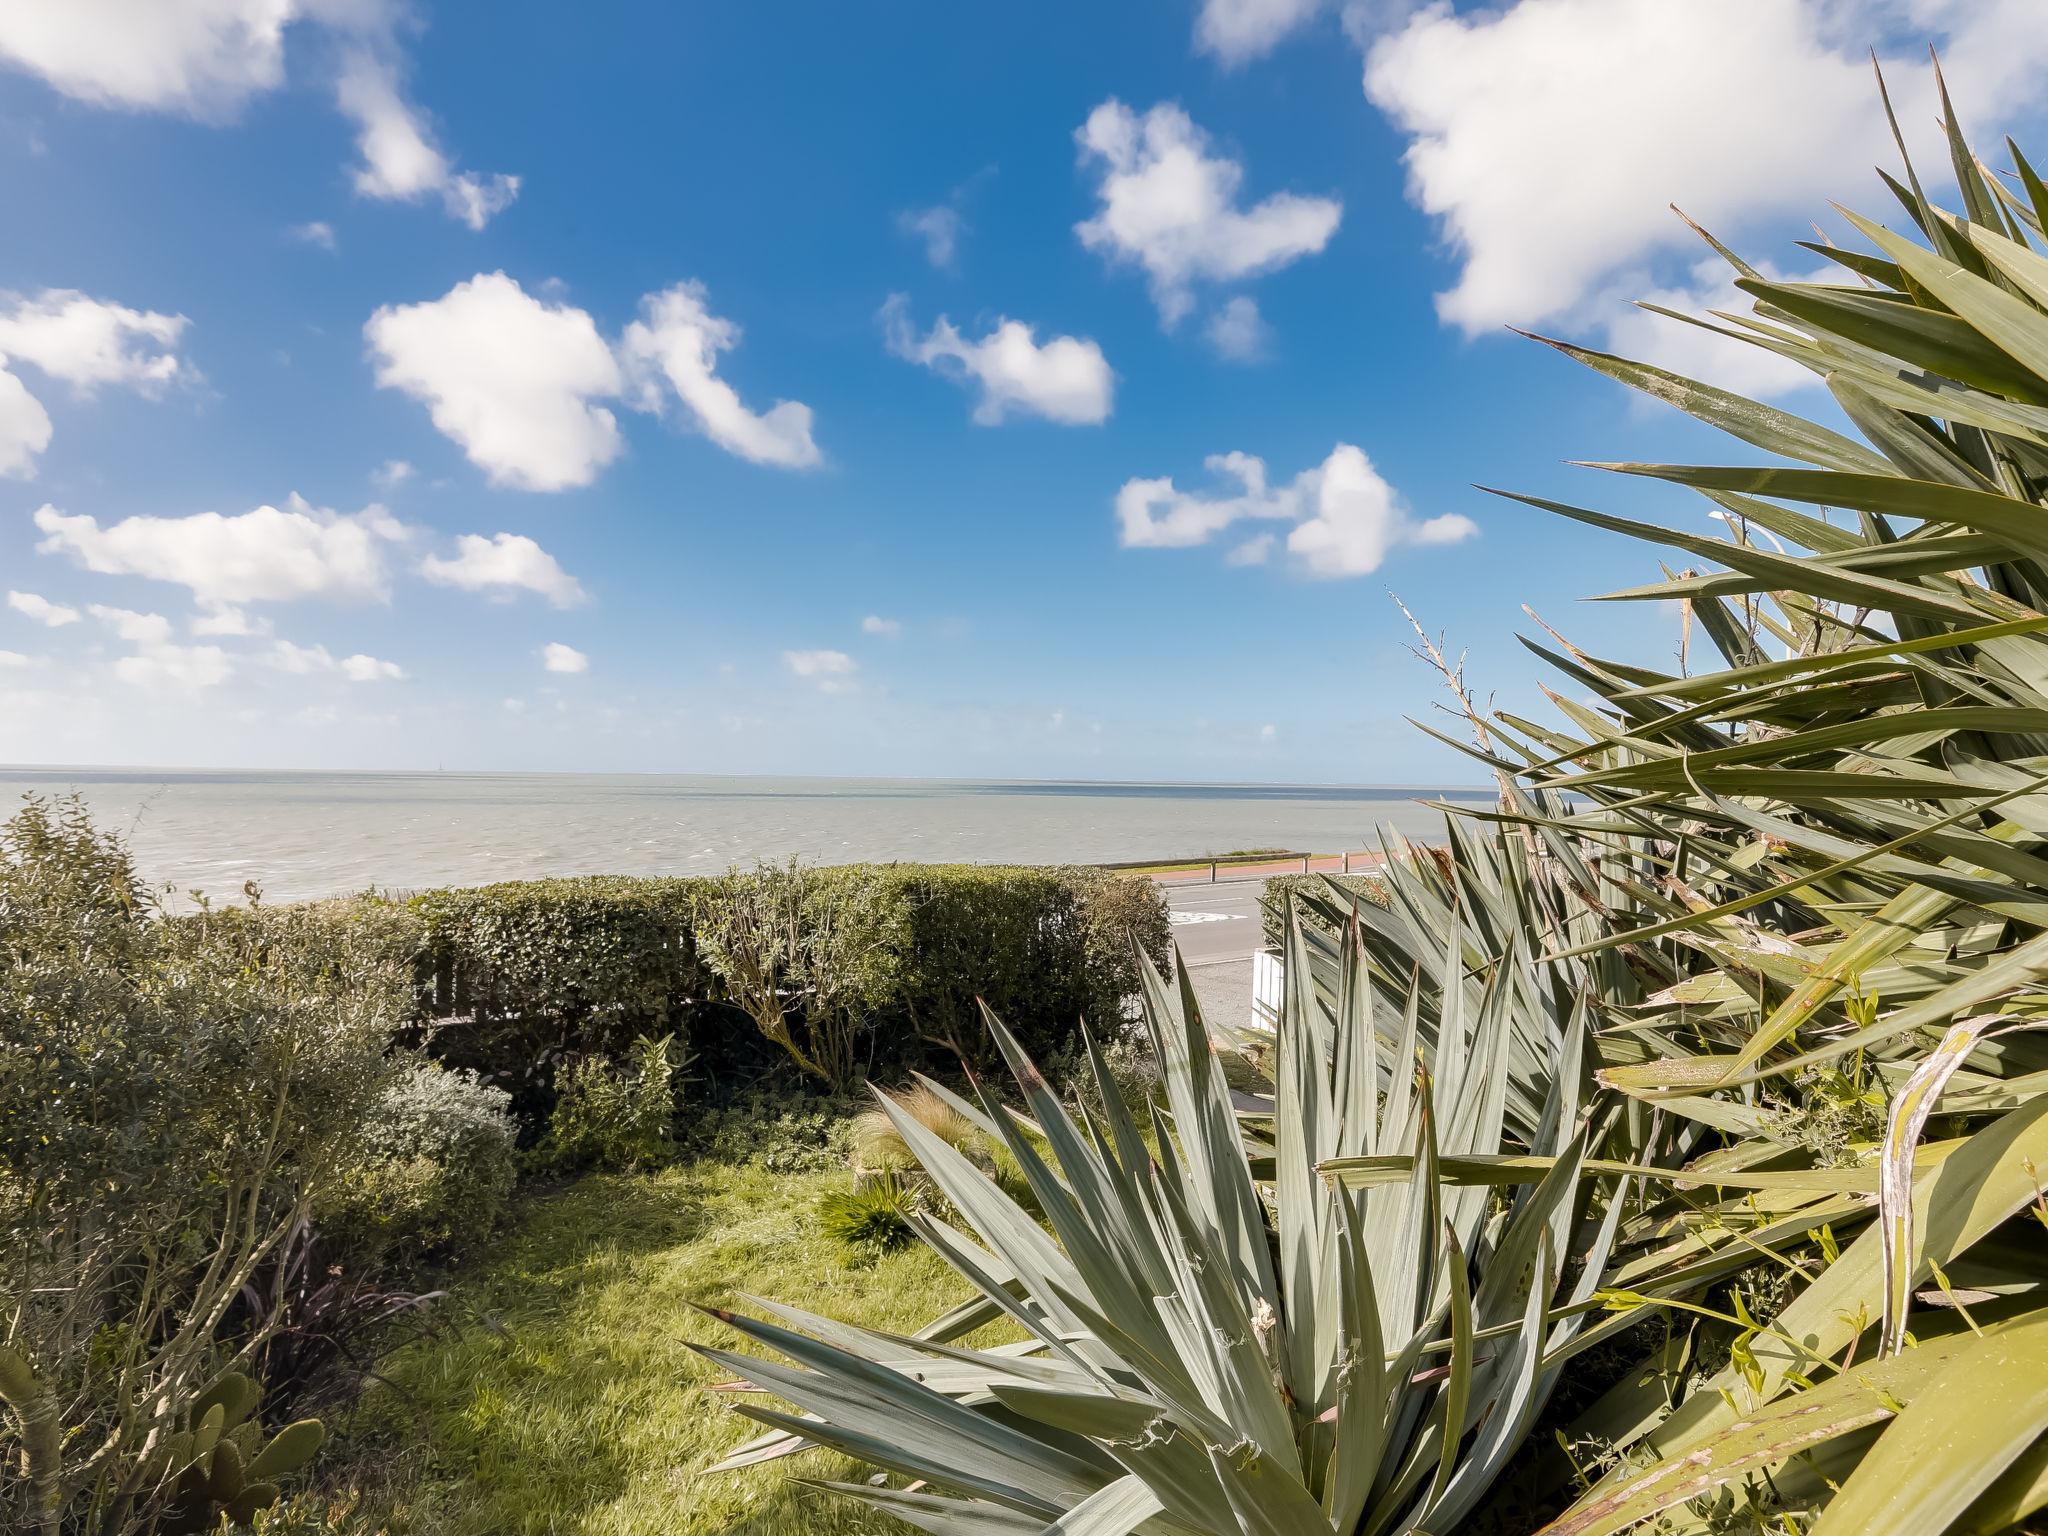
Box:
413;876;713;1110
316;1061;519;1266
0;799;408;1536
530;1034;685;1175
411;863;1170;1094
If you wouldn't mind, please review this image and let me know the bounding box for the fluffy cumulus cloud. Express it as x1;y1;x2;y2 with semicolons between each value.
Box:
371;274;822;488
1359;0;2048;336
33;495;407;606
7;590;79;627
541;641;588;675
0;2;515;228
1075;100;1341;325
0;290;189;392
1117;443;1475;577
0;0;292;118
420;532;587;607
335;48;519;230
861;614;902;637
620;283;821;469
368;273;625;492
0;289;189;476
881;296;1113;426
1195;0;1326;64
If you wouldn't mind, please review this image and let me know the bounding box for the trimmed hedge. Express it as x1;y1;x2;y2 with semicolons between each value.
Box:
411;863;1171;1102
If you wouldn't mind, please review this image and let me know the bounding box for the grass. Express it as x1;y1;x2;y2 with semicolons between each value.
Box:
323;1159;975;1535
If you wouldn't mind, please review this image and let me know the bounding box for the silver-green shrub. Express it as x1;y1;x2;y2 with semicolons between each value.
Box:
317;1061;518;1266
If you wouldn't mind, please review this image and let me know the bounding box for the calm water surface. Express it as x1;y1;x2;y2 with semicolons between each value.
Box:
0;769;1491;903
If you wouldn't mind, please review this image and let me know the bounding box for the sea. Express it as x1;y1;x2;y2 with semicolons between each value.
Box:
0;768;1494;904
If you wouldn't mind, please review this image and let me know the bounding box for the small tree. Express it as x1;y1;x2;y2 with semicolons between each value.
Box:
692;862;903;1088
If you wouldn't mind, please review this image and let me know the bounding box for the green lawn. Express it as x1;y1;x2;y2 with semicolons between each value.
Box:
328;1160;973;1535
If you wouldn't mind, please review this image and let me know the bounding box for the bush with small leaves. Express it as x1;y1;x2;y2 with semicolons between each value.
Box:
317;1060;519;1267
530;1033;686;1175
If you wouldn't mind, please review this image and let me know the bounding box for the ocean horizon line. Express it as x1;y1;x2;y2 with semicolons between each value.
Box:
0;764;1499;796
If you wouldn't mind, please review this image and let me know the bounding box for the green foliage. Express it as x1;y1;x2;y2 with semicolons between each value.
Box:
530;1034;685;1175
685;1085;858;1174
317;1061;520;1266
816;1173;918;1259
413;876;712;1111
0;798;408;1536
412;863;1170;1097
1440;75;2048;1536
1260;869;1388;947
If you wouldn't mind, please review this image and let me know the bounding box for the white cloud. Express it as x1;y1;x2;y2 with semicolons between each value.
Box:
191;604;269;637
1258;721;1277;742
1117;450;1300;549
783;648;857;692
0;369;52;477
1359;0;2048;334
0;0;292;118
0;650;32;668
270;638;404;682
88;604;173;644
115;641;231;690
371;457;413;489
900;204;964;268
34;495;406;606
6;590;77;626
1206;295;1270;362
0;290;188;392
1075;100;1341;325
541;641;588;675
620;282;821;469
420;532;587;607
882;296;1113;426
1118;443;1476;577
861;614;902;637
287;220;336;250
0;4;514;230
341;652;404;682
367;273;625;492
335;48;519;230
1285;445;1476;578
1196;0;1326;64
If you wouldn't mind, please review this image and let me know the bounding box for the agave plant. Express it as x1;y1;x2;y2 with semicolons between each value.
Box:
699;892;1624;1534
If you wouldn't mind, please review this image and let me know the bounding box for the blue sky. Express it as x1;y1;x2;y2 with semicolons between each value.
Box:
0;0;2042;781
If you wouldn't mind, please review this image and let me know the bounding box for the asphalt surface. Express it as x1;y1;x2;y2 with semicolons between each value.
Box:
1163;877;1269;965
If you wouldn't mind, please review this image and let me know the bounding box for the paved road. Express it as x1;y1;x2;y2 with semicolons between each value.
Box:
1163;878;1269;965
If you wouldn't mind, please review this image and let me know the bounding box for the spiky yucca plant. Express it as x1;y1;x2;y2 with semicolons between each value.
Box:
1421;66;2048;1536
700;891;1621;1535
